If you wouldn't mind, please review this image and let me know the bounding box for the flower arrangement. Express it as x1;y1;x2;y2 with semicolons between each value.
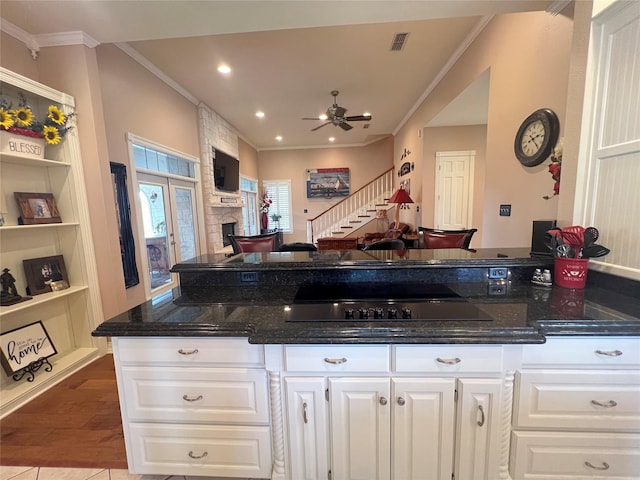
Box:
0;92;74;145
259;192;272;213
543;142;562;200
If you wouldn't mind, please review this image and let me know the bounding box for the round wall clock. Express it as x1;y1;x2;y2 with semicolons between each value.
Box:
514;108;560;167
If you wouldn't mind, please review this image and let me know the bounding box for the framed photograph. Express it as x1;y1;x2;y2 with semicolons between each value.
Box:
306;168;350;199
23;255;69;296
14;192;62;225
0;320;57;375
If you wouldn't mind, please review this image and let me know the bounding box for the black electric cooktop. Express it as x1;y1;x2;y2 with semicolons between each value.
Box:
285;283;493;322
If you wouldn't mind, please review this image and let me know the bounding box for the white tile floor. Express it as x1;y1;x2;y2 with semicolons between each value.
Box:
0;466;244;480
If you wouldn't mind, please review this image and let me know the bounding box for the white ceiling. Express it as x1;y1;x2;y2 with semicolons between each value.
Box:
0;1;553;150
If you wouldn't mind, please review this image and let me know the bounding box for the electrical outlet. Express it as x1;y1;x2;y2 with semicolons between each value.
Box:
489;267;508;279
240;272;258;283
488;280;507;295
499;204;511;216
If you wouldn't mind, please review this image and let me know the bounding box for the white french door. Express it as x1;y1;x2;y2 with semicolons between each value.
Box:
138;173;199;294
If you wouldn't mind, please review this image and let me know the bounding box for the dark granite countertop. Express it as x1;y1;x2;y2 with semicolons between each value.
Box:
93;249;640;344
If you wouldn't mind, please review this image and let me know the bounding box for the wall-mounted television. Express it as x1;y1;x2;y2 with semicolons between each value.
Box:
213;147;240;192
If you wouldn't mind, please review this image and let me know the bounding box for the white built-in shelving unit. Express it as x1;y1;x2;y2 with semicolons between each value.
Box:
0;67;105;418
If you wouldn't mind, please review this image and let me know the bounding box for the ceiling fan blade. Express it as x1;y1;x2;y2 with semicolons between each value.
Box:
311;122;331;131
302;117;322;120
339;122;353;131
345;115;372;122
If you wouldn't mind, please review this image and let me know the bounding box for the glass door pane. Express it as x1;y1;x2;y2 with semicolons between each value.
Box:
139;177;173;291
171;185;198;261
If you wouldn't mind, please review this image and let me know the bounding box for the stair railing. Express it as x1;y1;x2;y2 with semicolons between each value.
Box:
307;168;395;243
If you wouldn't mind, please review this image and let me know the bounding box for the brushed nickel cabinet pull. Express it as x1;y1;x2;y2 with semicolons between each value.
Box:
178;348;199;355
303;402;308;424
379;396;388;406
585;461;609;470
324;357;347;364
436;357;461;365
591;399;617;408
188;450;209;459
595;349;622;357
182;394;203;402
397;397;406;406
477;404;485;427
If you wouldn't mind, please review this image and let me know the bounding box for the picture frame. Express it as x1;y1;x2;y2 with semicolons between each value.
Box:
14;192;62;225
306;168;350;199
0;320;57;375
23;255;69;296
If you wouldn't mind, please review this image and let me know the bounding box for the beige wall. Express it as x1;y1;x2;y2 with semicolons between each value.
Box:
421;124;487;246
395;11;574;248
95;44;202;313
258;136;394;242
0;32;39;80
238;137;259;180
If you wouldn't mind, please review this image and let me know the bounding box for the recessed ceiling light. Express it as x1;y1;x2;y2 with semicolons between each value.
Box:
217;65;231;74
329;137;335;142
275;136;283;141
319;114;328;121
255;111;265;118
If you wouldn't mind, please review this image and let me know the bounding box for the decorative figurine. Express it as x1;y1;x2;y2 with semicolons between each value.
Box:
1;267;31;306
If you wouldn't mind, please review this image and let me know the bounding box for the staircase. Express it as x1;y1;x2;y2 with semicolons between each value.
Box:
307;168;395;243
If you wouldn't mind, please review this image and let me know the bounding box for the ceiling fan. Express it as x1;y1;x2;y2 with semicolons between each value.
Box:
303;90;372;131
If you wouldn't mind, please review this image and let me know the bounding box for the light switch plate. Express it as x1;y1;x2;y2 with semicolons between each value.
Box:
500;204;511;216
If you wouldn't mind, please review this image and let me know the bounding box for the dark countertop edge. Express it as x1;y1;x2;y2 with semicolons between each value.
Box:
171;256;551;272
92;323;547;344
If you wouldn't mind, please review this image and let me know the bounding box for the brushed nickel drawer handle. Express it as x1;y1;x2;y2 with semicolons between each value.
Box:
302;402;308;424
436;357;461;365
595;349;622;357
178;348;199;355
182;394;203;402
188;450;208;459
477;404;485;427
585;461;609;470
591;399;617;408
324;357;347;364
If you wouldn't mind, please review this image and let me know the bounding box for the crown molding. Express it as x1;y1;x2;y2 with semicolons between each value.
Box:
0;18;39;57
546;0;572;16
392;15;493;136
35;31;99;48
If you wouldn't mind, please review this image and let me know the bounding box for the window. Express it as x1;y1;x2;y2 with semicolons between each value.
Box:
133;144;196;179
263;180;292;232
241;176;258;236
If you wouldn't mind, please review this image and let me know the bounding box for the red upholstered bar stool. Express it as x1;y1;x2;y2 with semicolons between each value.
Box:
228;232;279;253
418;227;477;249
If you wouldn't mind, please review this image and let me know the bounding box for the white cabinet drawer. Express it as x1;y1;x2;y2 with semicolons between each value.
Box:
120;366;269;423
514;370;640;431
284;345;390;372
393;345;503;373
510;431;640;479
114;337;264;366
128;423;272;478
522;337;640;368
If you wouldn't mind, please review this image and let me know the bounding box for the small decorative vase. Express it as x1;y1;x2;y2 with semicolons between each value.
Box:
261;212;269;230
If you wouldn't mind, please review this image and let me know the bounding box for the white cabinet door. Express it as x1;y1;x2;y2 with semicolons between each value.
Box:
285;377;329;480
455;378;503;480
392;377;456;480
329;377;391;480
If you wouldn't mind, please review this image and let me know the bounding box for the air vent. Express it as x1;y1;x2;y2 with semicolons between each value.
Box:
391;32;409;51
363;124;370;129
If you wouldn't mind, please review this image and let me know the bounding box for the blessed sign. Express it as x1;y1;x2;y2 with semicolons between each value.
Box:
0;320;57;375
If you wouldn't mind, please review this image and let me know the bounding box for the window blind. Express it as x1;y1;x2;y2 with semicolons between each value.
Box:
263;180;292;232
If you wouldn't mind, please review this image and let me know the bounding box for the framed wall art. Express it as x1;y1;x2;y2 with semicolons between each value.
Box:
23;255;69;296
14;192;62;224
0;320;57;376
306;168;350;199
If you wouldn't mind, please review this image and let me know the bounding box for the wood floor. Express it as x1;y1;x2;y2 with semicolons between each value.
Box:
0;354;128;469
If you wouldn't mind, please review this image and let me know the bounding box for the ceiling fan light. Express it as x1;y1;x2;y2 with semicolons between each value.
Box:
319;114;328;121
275;136;283;141
217;65;231;74
255;111;265;118
329;137;335;142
